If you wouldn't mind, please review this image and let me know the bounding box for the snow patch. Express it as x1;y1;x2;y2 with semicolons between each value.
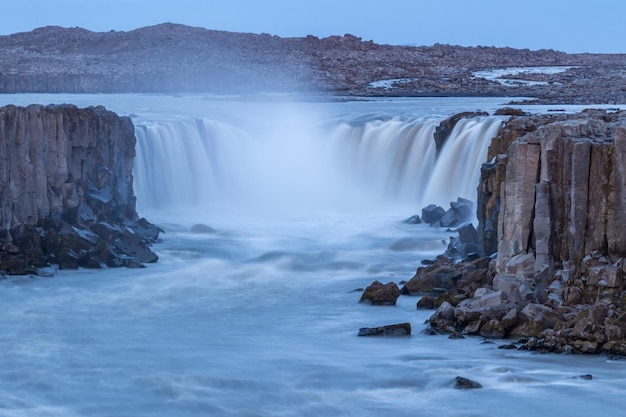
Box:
472;66;576;87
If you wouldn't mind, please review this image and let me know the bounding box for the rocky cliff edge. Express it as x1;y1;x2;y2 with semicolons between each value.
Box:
417;109;626;355
0;104;160;275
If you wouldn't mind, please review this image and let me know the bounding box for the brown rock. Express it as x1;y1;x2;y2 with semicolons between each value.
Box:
479;318;506;339
359;281;400;305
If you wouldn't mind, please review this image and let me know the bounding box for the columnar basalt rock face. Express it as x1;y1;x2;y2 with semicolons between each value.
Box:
429;110;626;354
0;104;159;275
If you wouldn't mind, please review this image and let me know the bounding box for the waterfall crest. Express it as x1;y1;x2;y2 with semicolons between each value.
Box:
133;113;503;214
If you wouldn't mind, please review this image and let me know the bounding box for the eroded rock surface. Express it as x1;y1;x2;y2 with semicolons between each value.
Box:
0;104;159;275
425;109;626;355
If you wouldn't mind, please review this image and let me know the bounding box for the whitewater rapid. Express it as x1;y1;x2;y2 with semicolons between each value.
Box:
0;95;625;417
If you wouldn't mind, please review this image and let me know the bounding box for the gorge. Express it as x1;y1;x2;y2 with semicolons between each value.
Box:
0;22;626;417
0;94;625;416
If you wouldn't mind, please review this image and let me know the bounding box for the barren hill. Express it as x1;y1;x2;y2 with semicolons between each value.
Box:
1;23;625;103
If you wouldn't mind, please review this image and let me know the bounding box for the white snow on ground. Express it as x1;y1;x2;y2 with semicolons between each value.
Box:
472;66;576;86
368;78;419;88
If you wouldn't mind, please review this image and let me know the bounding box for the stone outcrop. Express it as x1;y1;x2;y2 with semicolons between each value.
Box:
0;104;159;275
359;280;401;305
425;109;626;355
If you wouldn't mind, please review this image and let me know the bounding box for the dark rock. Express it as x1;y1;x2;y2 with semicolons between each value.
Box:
421;328;440;336
358;322;411;337
449;331;465;339
417;296;435;309
421;204;446;225
498;343;518;350
479;318;506;338
359;280;401;305
129;218;163;243
113;234;159;264
434;112;488;153
494;107;528;116
454;376;483;389
403;215;422;224
402;261;462;295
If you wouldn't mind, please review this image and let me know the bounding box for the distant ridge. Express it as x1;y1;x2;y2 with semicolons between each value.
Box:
0;23;625;103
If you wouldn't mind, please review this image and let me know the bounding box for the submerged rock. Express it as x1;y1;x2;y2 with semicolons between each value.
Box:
358;322;411;337
453;376;483;389
190;223;216;233
403;215;422;224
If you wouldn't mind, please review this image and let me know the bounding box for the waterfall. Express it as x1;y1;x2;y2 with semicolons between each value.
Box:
133;112;503;214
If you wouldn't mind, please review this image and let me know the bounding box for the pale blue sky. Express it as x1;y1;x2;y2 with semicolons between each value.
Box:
1;0;625;53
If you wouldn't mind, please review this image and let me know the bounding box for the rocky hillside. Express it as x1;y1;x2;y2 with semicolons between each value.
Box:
1;23;625;103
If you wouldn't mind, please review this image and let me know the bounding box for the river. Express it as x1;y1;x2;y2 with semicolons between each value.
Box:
0;94;624;416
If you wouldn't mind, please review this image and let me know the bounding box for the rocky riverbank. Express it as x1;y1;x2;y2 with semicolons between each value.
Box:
0;23;625;104
0;104;160;275
406;109;626;355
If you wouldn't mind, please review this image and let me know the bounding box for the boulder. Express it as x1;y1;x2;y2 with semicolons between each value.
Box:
403;215;422;224
421;204;446;225
401;262;462;295
416;296;435;309
479;318;506;339
359;281;401;305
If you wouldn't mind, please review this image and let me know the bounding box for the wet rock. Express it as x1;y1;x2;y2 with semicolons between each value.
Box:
454;376;483;389
359;281;400;305
421;204;446;225
416;296;435;309
403;215;422;224
479;318;506;339
434;112;488;153
358;322;411;337
401;258;463;295
494;107;528;116
0;105;160;274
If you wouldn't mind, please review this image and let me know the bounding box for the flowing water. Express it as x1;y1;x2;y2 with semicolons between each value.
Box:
0;94;625;416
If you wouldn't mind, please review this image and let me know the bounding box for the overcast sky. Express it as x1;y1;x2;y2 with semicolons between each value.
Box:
1;0;625;53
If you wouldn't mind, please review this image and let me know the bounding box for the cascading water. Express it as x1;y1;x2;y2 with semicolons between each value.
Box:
133;112;504;215
1;95;623;417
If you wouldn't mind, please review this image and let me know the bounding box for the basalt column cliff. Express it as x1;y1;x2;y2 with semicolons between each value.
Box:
429;109;626;354
0;104;159;275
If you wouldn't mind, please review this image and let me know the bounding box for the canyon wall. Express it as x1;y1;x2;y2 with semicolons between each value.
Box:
0;104;159;275
427;109;626;354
